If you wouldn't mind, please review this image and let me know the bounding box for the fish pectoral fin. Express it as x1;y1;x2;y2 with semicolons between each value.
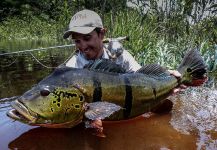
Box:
84;102;122;120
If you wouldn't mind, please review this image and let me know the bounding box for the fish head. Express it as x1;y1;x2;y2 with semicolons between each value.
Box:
7;84;85;128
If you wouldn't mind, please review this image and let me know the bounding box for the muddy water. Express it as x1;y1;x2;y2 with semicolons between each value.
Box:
2;82;217;150
0;101;197;150
1;40;217;149
171;87;217;150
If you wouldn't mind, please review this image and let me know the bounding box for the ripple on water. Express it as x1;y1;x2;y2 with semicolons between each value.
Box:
170;87;217;149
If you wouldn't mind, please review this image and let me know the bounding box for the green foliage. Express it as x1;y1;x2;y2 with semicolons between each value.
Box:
0;16;58;40
0;0;216;69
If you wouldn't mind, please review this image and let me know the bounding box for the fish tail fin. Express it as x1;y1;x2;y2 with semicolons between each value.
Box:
178;49;207;86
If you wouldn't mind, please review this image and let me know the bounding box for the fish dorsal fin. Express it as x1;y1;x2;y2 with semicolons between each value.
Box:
84;59;126;73
52;66;74;75
136;64;170;77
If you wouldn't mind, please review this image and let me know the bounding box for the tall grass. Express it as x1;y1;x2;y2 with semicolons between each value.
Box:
102;10;216;69
0;6;216;70
0;16;58;40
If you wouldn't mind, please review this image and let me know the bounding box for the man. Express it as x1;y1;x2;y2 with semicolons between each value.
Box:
63;9;141;72
63;9;183;85
63;9;184;137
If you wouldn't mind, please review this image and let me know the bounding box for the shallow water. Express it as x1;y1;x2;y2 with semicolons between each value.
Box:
171;87;217;150
1;77;217;150
0;101;197;150
1;39;217;150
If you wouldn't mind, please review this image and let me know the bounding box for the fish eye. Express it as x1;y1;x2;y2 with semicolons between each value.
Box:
40;89;50;96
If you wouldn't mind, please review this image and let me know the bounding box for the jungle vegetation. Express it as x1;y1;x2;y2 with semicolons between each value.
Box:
0;0;217;69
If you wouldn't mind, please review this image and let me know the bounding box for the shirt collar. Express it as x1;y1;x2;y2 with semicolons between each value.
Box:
102;47;109;59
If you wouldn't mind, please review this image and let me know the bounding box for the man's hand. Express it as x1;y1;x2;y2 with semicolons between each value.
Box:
168;70;181;78
168;70;187;94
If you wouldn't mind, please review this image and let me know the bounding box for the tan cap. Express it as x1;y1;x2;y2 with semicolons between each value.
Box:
63;9;103;39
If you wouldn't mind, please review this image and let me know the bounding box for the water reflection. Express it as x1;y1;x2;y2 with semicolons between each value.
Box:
0;95;197;150
7;115;197;150
8;125;90;150
0;39;74;98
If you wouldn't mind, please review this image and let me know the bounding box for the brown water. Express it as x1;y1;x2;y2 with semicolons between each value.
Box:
0;104;197;150
1;39;217;150
2;77;217;150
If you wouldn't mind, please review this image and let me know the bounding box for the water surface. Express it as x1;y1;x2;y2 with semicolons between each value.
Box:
1;39;217;150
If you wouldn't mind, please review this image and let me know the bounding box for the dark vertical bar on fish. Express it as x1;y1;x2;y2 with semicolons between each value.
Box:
152;88;157;100
123;77;132;119
92;75;102;102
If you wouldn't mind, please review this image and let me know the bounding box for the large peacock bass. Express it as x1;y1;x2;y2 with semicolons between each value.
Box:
7;49;207;130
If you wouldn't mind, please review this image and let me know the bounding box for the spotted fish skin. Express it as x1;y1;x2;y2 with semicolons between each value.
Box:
7;49;207;126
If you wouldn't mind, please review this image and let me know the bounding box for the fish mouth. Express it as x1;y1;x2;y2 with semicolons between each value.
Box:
7;99;84;128
7;100;38;124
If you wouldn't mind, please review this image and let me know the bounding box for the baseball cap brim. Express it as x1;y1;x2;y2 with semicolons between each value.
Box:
63;27;96;39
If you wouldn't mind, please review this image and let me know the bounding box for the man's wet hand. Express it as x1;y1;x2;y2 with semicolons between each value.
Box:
168;70;181;78
168;70;187;94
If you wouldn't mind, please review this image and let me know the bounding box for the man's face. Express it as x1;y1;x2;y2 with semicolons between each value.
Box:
72;29;105;60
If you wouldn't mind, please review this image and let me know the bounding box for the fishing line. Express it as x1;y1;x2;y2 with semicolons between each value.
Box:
0;56;18;68
29;49;76;69
0;37;130;68
0;44;75;56
0;44;76;68
61;51;76;66
29;52;56;69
